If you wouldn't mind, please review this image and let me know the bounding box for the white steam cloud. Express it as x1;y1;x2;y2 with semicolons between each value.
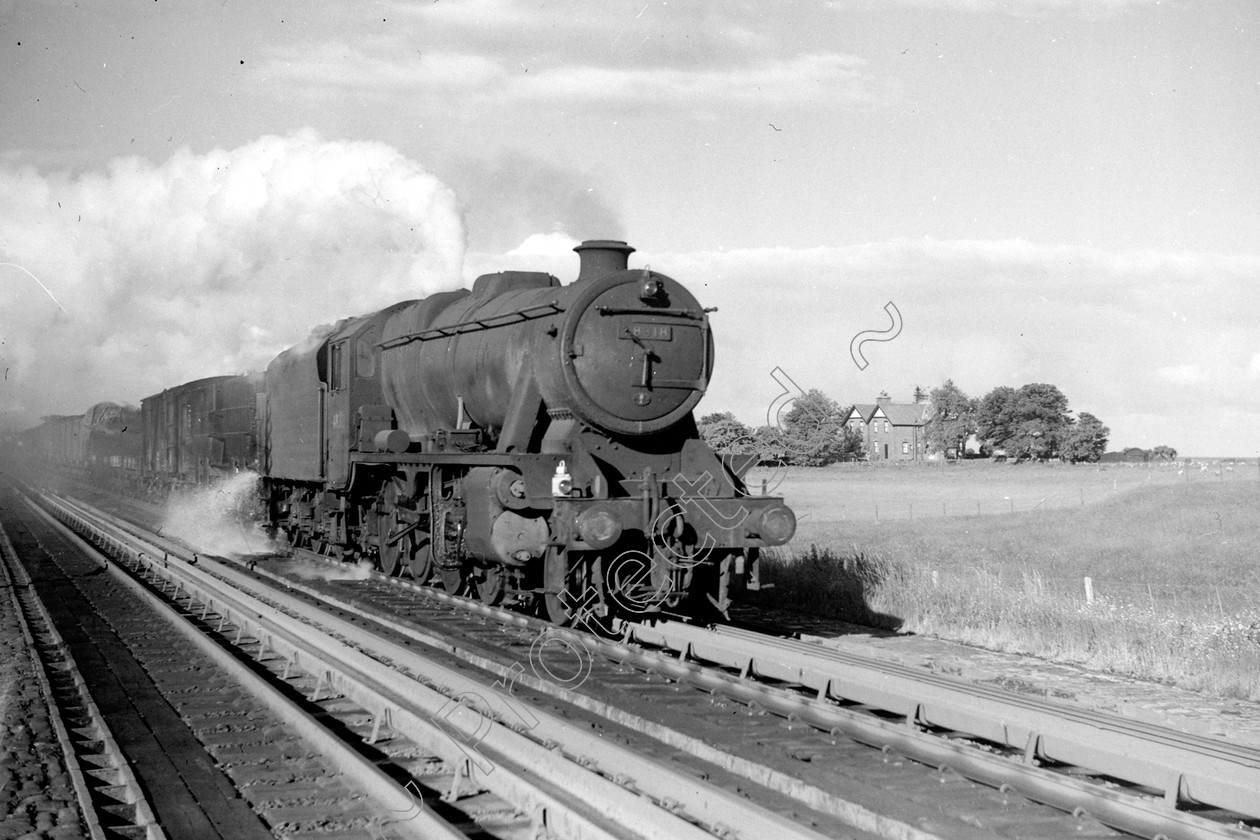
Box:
0;128;466;428
161;471;277;558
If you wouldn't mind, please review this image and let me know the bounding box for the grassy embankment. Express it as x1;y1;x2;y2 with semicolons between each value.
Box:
750;462;1260;700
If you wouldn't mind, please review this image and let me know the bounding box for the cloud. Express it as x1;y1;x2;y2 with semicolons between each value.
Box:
400;0;833;62
259;46;502;97
7;155;1256;459
640;238;1260;456
511;53;879;107
0;129;465;428
253;3;897;116
848;0;1162;14
1156;364;1206;385
259;43;882;109
1150;331;1260;403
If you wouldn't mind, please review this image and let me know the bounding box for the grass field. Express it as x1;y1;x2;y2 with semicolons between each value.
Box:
749;461;1260;700
749;459;1259;542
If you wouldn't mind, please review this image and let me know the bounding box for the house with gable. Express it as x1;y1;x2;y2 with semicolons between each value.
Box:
842;390;930;462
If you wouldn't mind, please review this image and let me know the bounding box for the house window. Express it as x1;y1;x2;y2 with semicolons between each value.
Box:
883;420;889;433
902;441;909;455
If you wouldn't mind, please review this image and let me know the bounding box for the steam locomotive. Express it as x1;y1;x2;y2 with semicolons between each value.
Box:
16;241;796;625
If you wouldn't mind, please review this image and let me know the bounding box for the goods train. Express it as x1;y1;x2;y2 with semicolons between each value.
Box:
19;402;144;491
12;241;795;624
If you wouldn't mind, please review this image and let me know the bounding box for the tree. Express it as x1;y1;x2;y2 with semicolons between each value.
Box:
828;414;866;464
977;383;1071;460
1009;383;1071;460
924;380;977;459
781;389;849;466
697;412;756;455
1151;445;1178;461
752;425;789;465
1060;412;1110;463
976;386;1018;452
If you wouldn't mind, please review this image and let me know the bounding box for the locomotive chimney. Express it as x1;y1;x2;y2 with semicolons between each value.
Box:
574;240;635;282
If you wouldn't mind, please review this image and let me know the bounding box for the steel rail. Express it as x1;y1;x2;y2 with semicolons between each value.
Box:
241;544;1260;840
589;631;1254;840
52;491;1260;840
284;578;1259;840
25;496;468;840
258;554;951;840
0;522;164;840
61;493;1257;840
254;541;1260;840
42;496;641;840
629;620;1260;824
42;492;840;840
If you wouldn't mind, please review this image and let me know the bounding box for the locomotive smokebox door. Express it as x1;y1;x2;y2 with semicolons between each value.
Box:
556;270;713;436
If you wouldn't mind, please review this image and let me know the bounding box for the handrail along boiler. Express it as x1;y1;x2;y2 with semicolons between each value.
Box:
264;241;798;622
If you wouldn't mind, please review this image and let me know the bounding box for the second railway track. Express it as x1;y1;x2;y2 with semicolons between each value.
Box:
24;485;1260;840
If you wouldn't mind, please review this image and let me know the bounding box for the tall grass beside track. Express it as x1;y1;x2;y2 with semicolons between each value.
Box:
755;472;1260;701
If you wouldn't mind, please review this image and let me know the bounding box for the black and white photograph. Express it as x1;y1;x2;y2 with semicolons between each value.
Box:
1;2;1258;838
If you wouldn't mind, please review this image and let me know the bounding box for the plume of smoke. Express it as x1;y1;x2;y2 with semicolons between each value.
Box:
0;128;466;429
436;152;623;252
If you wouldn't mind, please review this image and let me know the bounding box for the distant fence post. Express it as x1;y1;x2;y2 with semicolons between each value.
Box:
976;500;981;516
1008;497;1014;514
931;569;939;588
874;503;879;521
909;502;913;522
1084;576;1094;604
1080;487;1084;507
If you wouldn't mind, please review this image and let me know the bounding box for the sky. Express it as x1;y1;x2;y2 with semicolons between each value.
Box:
1;0;1257;456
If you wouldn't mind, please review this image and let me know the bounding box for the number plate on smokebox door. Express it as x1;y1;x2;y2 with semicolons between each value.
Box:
623;323;673;341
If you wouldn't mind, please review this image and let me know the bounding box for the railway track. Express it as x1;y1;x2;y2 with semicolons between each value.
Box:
14;485;859;840
29;486;1260;840
1;518;161;839
0;485;478;839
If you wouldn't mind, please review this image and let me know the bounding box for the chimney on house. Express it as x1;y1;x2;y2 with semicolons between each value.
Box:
876;391;891;406
913;386;928;404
